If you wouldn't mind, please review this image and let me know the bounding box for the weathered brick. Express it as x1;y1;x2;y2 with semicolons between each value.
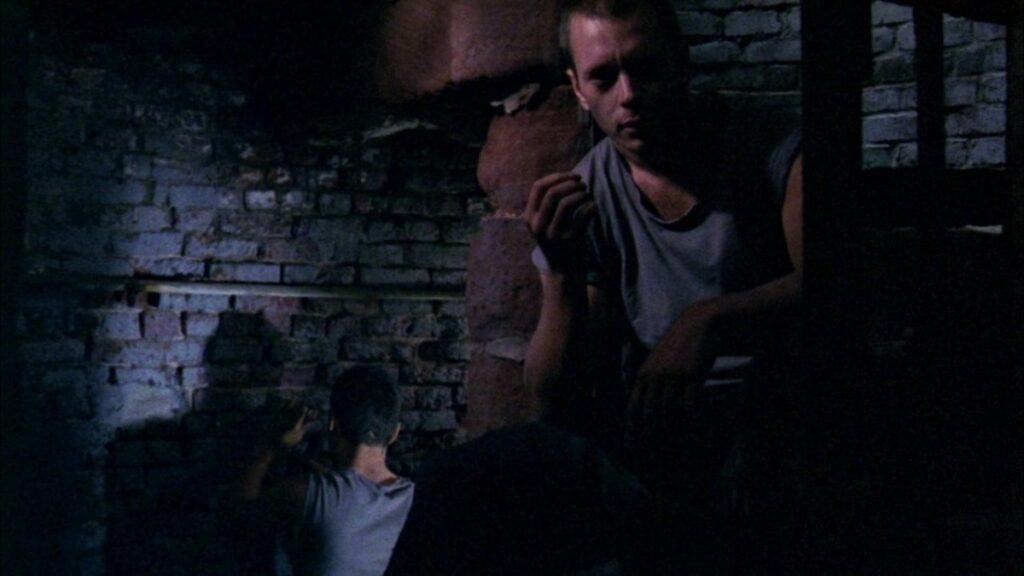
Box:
93;339;204;366
184;237;259;260
263;238;326;262
944;79;977;107
175;209;217;233
210;263;280;283
144;132;213;162
313;170;340;190
942;17;972;47
966;137;1005;167
93;382;187;428
974;21;1006;42
353;194;390;215
441;221;479;244
122;155;153;179
678;11;720;36
157;184;242;210
244;190;277;211
328;315;362;338
723;11;781;36
281;190;313;212
398;221;441;242
873;53;915;83
283;265;319;284
342;339;391;361
945;139;969;167
291;315;327;339
979;73;1007;103
432;270;467;287
862;85;916;114
742;39;801;63
690;41;741;64
949;43;1006;77
133;207;173;231
895;22;916;51
131;258;204;278
871;2;912;25
142;309;183;340
216;312;261;336
364;221;397;243
359;244;404;266
945;104;1005;136
97;310;142;340
863;112;917;142
407;245;468;269
400;410;458;432
113;367;177;387
317;192;352;215
317;266;357;285
111;232;184;257
893;142;917;167
362;268;430;286
872;26;894;54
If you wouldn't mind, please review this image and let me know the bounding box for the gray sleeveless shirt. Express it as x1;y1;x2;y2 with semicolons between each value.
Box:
581;101;800;385
291;469;414;576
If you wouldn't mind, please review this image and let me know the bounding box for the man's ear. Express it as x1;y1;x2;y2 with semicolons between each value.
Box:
387;424;401;446
566;68;590;111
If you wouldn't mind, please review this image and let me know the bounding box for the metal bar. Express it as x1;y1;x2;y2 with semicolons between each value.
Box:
913;5;945;176
801;0;872;360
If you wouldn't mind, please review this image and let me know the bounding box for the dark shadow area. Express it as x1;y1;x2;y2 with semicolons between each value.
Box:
102;310;329;575
26;0;391;130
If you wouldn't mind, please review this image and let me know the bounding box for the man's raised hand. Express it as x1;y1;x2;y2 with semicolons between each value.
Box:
523;172;596;273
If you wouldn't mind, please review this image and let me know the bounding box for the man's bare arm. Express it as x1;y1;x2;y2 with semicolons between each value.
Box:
231;405;315;524
521;171;609;418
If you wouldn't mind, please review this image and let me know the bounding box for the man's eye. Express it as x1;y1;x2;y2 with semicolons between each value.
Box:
591;72;616;90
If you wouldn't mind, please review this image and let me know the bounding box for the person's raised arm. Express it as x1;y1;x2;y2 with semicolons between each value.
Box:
521;171;604;418
231;403;315;524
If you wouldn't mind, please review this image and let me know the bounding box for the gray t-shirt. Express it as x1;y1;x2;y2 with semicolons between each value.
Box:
291;468;414;576
581;100;800;385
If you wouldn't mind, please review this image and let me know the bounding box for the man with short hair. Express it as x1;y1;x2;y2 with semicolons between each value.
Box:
233;367;414;576
524;0;802;565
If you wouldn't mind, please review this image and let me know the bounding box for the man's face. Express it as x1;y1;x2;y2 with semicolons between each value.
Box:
566;12;681;161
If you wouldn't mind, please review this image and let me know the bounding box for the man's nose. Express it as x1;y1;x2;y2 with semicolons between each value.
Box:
617;73;637;106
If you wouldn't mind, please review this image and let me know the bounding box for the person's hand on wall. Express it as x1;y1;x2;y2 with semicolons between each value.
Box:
259;400;318;450
523;172;596;275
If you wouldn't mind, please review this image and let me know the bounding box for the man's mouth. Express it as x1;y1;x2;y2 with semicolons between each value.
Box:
620;119;642;133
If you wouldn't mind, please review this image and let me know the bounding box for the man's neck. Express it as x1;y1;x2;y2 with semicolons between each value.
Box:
622;151;699;221
333;443;397;485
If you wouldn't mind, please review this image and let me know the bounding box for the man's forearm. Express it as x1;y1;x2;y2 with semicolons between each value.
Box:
639;271;801;381
524;271;590;415
237;443;281;502
714;270;801;322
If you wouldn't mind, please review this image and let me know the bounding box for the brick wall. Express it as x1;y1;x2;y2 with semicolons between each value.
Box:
676;0;1008;168
18;34;483;576
863;1;1008;168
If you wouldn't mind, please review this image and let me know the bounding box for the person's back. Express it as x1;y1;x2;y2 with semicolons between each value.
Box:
233;367;412;576
290;468;413;576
